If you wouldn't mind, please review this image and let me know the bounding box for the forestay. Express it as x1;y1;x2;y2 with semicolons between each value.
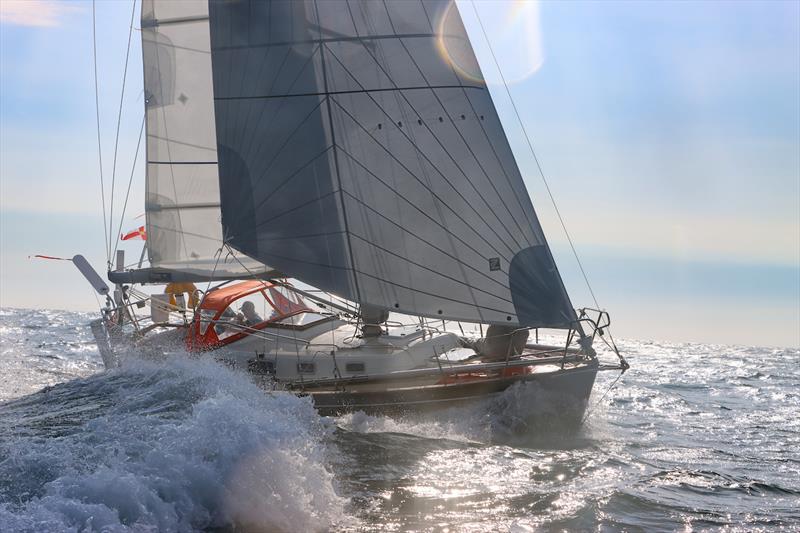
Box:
140;0;268;278
208;0;577;328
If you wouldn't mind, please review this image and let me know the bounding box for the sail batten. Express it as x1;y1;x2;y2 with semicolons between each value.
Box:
208;0;578;328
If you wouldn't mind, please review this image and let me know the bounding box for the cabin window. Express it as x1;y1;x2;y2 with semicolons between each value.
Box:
297;362;316;374
198;309;217;335
273;312;329;328
345;362;365;373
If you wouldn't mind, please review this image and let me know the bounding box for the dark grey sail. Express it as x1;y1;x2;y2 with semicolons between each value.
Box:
208;0;577;328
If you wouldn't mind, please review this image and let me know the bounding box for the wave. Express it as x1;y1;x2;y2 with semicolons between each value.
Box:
0;357;347;532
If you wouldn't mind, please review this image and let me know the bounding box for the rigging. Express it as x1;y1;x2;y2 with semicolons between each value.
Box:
91;0;109;265
108;0;138;263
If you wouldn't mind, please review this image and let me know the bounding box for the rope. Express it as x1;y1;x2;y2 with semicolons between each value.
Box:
112;114;146;261
108;0;138;262
469;0;600;310
202;246;225;301
581;369;624;426
91;0;109;264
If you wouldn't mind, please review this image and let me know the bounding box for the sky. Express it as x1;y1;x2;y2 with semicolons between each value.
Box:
0;0;798;347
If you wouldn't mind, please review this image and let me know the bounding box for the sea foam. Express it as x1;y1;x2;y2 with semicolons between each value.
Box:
0;356;347;532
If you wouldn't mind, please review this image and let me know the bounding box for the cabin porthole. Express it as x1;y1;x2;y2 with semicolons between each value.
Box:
297;362;315;374
437;310;443;314
345;362;365;373
506;316;512;321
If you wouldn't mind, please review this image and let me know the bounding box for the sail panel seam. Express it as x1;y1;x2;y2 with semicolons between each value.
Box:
323;44;519;258
344;0;485;322
350;269;514;319
250;145;335;214
237;35;291;169
229;94;330;212
148;223;226;242
331;18;526;253
417;1;541;243
148;161;217;165
335;151;513;284
469;0;590;317
345;224;514;306
248;249;352;272
249;248;515;320
253;190;340;230
143;15;208;27
395;4;534;248
329;96;513;264
148;10;189;260
212;32;467;51
215;85;483;101
147;203;220;211
312;0;362;303
367;5;529;251
255;230;348;241
238;45;322;165
145;133;215;152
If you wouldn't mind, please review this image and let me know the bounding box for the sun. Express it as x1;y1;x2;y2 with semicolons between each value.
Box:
436;0;544;85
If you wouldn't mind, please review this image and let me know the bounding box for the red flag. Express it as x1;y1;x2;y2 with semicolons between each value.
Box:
121;226;147;241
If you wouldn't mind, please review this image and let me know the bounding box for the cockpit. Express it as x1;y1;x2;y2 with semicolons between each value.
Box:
186;280;334;350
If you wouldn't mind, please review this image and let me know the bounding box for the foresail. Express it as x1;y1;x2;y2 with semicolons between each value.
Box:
140;0;267;279
208;0;577;327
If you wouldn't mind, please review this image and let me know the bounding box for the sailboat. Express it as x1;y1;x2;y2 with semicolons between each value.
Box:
75;0;628;418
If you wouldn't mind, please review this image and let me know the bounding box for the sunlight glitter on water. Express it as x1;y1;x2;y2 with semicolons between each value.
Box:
0;308;798;531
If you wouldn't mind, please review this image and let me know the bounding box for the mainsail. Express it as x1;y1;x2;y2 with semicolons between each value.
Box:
207;0;577;328
140;0;268;279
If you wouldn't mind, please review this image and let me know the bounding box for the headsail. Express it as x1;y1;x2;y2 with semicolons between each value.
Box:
208;0;577;328
140;0;268;279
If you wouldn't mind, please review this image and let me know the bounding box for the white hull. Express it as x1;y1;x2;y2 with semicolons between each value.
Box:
92;315;600;420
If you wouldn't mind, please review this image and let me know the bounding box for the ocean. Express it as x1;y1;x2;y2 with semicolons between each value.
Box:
0;307;797;532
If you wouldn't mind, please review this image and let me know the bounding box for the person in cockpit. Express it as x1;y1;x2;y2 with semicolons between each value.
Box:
238;301;263;327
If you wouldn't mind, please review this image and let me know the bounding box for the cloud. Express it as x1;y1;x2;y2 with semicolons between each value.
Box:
0;0;80;28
